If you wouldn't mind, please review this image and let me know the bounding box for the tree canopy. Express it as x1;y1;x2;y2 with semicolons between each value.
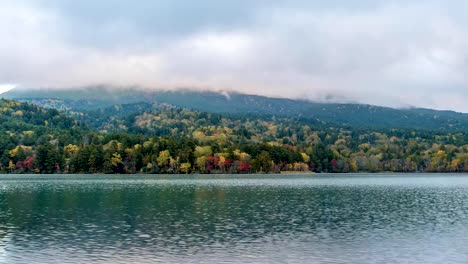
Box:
2;98;468;174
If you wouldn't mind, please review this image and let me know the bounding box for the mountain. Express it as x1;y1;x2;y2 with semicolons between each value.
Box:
3;87;468;131
2;97;468;174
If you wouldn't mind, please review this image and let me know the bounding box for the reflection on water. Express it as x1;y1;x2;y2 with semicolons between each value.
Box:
0;174;467;263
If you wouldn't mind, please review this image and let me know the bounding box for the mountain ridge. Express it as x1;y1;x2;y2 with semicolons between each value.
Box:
3;87;468;131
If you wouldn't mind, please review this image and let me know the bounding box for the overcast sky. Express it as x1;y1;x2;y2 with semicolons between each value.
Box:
2;0;468;111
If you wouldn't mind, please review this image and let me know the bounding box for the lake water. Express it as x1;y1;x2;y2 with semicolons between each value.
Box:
0;174;467;263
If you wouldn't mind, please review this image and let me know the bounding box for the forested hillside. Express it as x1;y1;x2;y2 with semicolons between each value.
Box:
2;97;468;174
5;87;468;131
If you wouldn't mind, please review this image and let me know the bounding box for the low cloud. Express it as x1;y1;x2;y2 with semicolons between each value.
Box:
2;0;468;111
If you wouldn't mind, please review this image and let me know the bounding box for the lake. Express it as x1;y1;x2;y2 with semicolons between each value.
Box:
0;174;467;263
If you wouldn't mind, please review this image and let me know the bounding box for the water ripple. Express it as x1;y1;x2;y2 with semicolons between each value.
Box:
0;174;467;263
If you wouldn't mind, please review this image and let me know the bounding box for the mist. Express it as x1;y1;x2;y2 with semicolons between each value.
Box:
2;0;468;111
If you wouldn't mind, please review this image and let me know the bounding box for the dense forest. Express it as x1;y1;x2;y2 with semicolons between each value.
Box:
2;94;468;174
7;88;468;131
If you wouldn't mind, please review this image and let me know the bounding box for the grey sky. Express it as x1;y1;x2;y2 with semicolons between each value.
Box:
2;0;468;111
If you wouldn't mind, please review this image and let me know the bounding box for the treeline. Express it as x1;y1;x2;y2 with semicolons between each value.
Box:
4;131;468;174
6;134;304;174
3;99;468;174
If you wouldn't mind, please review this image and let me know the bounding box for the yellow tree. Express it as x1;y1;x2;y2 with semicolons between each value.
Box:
64;144;80;158
111;153;122;167
301;153;310;163
194;146;212;157
218;155;226;173
348;157;358;173
169;157;178;173
8;160;15;173
180;163;191;174
157;150;171;172
196;156;207;173
450;158;460;172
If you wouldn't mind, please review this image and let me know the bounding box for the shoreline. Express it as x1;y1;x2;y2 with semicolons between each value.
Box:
1;172;468;176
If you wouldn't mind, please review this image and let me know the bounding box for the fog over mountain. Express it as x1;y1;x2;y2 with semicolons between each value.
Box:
2;0;468;111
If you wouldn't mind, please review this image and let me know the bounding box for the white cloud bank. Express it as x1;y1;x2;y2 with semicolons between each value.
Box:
2;0;468;111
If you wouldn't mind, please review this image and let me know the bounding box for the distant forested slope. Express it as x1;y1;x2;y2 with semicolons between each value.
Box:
4;87;468;131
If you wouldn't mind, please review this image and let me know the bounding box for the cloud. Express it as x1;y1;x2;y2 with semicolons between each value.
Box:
0;84;15;95
2;0;468;111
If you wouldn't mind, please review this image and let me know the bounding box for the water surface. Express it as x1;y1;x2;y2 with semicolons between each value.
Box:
0;174;467;263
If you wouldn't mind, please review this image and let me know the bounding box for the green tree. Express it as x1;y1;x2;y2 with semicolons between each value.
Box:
252;151;273;173
35;143;61;173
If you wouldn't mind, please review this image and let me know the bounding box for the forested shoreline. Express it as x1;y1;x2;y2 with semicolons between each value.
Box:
2;98;468;174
